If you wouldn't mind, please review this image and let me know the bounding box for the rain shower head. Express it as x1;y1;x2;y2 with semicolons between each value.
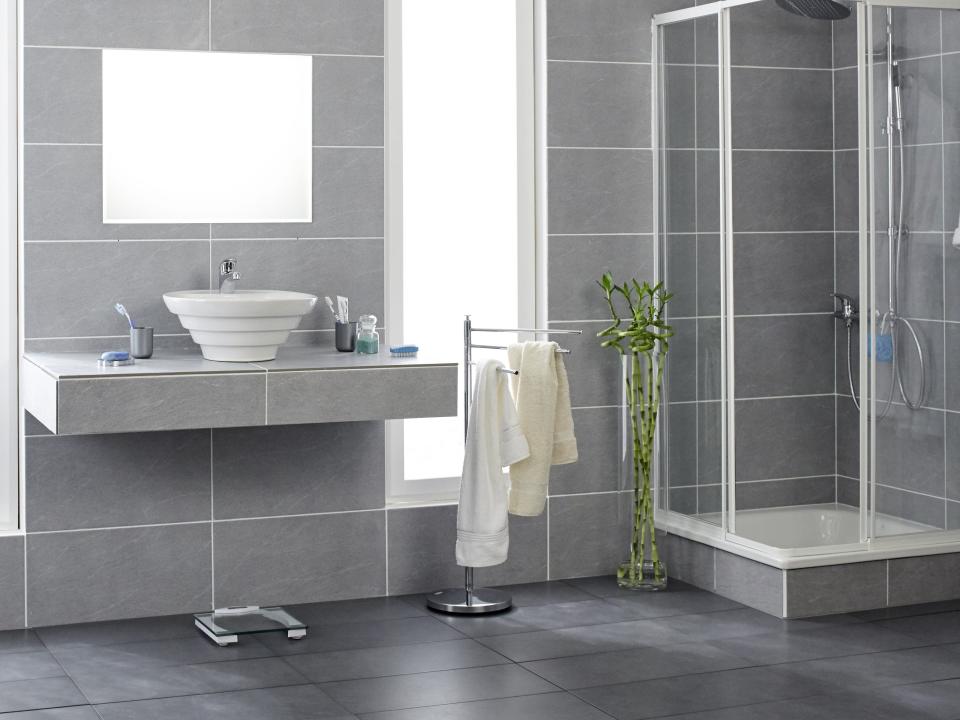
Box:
775;0;851;20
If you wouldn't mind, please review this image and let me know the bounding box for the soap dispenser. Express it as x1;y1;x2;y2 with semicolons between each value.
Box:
356;314;379;354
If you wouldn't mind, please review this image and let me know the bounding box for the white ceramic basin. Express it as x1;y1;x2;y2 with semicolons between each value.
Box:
163;290;317;362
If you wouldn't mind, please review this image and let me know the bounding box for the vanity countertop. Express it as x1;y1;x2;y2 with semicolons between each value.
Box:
23;346;456;379
23;347;458;436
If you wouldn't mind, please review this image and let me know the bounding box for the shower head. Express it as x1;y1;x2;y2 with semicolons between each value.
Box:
775;0;851;20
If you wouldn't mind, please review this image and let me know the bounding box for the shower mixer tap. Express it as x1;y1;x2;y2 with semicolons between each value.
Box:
831;292;858;328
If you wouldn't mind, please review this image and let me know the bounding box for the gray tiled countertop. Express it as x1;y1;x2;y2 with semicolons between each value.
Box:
23;348;459;435
24;346;457;379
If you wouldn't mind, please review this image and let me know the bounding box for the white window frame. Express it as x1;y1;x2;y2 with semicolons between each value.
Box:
384;0;546;503
1;0;19;531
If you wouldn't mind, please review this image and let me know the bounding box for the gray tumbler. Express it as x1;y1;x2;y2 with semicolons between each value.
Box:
130;326;154;359
335;321;357;352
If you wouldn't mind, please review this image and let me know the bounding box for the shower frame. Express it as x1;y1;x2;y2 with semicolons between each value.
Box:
650;0;960;569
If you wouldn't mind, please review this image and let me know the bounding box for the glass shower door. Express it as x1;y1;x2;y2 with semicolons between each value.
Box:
866;3;955;539
656;10;726;528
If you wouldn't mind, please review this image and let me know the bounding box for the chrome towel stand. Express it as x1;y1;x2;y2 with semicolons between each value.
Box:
426;315;581;615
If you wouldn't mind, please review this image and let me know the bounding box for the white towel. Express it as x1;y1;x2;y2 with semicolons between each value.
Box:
456;360;530;567
507;342;579;516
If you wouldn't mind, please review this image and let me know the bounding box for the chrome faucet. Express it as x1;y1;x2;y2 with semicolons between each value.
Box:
831;292;858;328
219;258;241;294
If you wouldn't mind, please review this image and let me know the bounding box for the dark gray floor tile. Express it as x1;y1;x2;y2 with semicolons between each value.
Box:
657;608;789;643
321;664;556;714
257;616;464;656
0;708;101;720
0;650;65;683
431;599;654;638
783;644;960;693
356;691;611;720
94;684;352;720
854;599;960;622
602;589;744;618
876;611;960;643
651;691;924;720
491;581;596;607
66;656;307;704
51;635;273;675
573;665;837;720
706;622;926;665
285;639;508;683
522;641;751;689
285;596;427;627
0;629;45;655
869;678;960;720
35;614;197;650
0;677;87;714
474;618;679;663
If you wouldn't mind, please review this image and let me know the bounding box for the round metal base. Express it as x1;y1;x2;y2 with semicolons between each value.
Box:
426;588;512;615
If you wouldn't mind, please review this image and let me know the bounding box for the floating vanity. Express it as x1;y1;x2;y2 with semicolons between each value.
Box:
23;347;457;435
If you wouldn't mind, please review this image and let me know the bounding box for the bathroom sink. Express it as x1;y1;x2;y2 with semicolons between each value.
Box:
163;290;317;362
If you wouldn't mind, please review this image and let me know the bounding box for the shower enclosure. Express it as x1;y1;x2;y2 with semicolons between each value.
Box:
654;0;960;580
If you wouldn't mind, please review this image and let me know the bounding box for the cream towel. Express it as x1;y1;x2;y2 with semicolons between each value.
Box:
507;342;578;516
456;360;530;567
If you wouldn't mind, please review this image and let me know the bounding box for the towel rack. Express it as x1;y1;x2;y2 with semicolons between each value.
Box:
426;315;581;615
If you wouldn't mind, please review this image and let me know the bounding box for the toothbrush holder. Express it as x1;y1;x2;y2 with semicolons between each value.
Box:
335;321;357;352
130;326;154;359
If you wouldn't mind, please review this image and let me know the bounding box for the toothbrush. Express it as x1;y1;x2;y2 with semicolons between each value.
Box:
324;296;340;322
337;295;348;323
114;303;134;329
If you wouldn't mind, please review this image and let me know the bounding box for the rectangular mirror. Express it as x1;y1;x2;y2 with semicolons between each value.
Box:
102;49;312;224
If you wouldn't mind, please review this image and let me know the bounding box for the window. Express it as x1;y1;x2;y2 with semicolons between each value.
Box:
1;0;17;529
385;0;540;502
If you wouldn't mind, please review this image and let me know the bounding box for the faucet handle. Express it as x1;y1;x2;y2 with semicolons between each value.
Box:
219;258;237;276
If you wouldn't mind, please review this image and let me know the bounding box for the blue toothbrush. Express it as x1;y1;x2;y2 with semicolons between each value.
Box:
114;303;135;329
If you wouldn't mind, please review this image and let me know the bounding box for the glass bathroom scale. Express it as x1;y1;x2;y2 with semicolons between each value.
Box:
193;605;307;646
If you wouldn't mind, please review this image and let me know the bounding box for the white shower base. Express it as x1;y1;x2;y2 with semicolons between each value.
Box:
697;504;936;550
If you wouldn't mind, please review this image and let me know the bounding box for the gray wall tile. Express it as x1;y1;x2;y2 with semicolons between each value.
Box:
729;0;832;69
665;235;696;318
24;0;209;49
267;366;456;425
732;151;834;232
876;485;945;529
549;61;650;149
210;238;383;332
897;58;943;146
546;0;689;62
663;150;697;234
735;396;835;482
24;241;208;339
663;533;715;590
56;373;266;435
551;321;622;408
945;53;960;143
698;318;723;401
24;48;101;144
786;561;886;617
669;486;697;515
212;422;384;519
836;397;860;479
834;150;859;232
23;146;207;241
551;407;621;495
549;493;630;579
948;412;960;502
890;7;943;60
698;401;724;487
698;234;722;316
548;149;652;235
834;67;858;151
734;315;834;398
27;525;211;626
548;235;654;321
212;148;384;239
888;552;960;606
736;476;835;510
666;319;696;404
660;65;695;150
26;431;211;531
211;0;383;55
715;551;783;617
313;56;384;147
731;68;832;150
697;151;721;233
214;511;385;607
0;536;25;630
876;232;943;322
875;406;945;498
733;234;834;315
666;403;697;488
837;475;860;506
386;505;547;596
